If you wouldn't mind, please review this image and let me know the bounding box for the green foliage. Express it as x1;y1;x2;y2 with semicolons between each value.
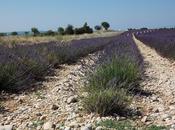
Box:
140;27;148;30
65;24;74;35
0;33;6;36
24;31;29;36
101;22;110;30
47;52;59;64
96;120;168;130
95;25;102;31
82;22;93;34
31;27;40;36
22;59;47;79
0;102;2;108
0;63;18;90
83;88;132;116
86;58;140;92
96;119;135;130
146;125;167;130
30;120;45;128
74;23;93;35
44;30;56;36
11;32;18;36
74;28;84;35
58;27;65;35
35;91;46;99
83;57;140;116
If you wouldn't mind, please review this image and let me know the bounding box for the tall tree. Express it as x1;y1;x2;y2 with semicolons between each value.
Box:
58;27;65;35
101;22;110;30
31;27;40;36
65;25;74;35
95;25;102;31
11;32;18;36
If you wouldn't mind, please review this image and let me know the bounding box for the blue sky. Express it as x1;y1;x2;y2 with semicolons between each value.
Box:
0;0;175;32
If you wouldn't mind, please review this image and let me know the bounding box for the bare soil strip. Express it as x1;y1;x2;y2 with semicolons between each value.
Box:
133;36;175;126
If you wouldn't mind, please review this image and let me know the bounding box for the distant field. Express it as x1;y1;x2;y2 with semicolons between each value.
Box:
135;29;175;60
0;31;122;45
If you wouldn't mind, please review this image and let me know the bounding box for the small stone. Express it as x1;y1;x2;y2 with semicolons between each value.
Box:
36;112;42;116
69;121;80;128
81;92;88;97
40;115;47;120
152;108;159;113
64;127;71;130
119;117;126;121
151;96;159;102
171;124;175;128
169;106;175;110
81;124;92;130
81;126;90;130
141;116;148;122
37;125;42;130
0;125;13;130
51;104;59;110
67;95;78;104
95;126;103;130
86;124;92;129
153;106;164;112
162;114;172;121
43;122;54;130
16;98;24;104
59;126;65;130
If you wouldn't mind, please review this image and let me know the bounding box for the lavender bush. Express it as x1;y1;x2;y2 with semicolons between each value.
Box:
83;34;143;116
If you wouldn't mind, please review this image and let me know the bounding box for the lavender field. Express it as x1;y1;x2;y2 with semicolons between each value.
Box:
0;35;119;92
135;29;175;59
1;28;175;129
1;0;175;129
0;29;174;130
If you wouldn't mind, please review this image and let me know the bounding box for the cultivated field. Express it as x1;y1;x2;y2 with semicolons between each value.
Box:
0;31;120;45
0;29;175;130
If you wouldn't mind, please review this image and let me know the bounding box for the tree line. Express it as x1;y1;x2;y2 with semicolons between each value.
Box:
0;22;110;37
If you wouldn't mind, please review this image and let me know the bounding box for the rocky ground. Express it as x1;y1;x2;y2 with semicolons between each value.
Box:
133;36;175;129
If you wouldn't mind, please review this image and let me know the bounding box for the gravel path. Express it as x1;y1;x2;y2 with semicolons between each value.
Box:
133;35;175;127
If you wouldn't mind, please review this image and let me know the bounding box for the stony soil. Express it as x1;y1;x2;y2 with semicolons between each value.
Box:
133;36;175;128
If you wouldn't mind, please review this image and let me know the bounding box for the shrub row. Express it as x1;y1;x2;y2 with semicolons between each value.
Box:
0;36;114;92
82;35;143;116
0;22;110;37
136;29;175;59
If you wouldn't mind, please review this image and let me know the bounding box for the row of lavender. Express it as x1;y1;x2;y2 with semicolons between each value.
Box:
83;34;143;116
135;29;175;59
0;37;114;92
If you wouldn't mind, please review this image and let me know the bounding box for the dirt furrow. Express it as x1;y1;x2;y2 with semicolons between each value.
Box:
133;36;175;126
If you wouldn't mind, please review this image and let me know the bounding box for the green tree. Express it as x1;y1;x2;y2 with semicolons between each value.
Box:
0;33;6;36
11;32;18;36
65;25;74;35
95;25;102;31
45;30;55;36
101;22;110;30
24;32;29;36
31;27;40;36
58;27;65;35
82;22;93;34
